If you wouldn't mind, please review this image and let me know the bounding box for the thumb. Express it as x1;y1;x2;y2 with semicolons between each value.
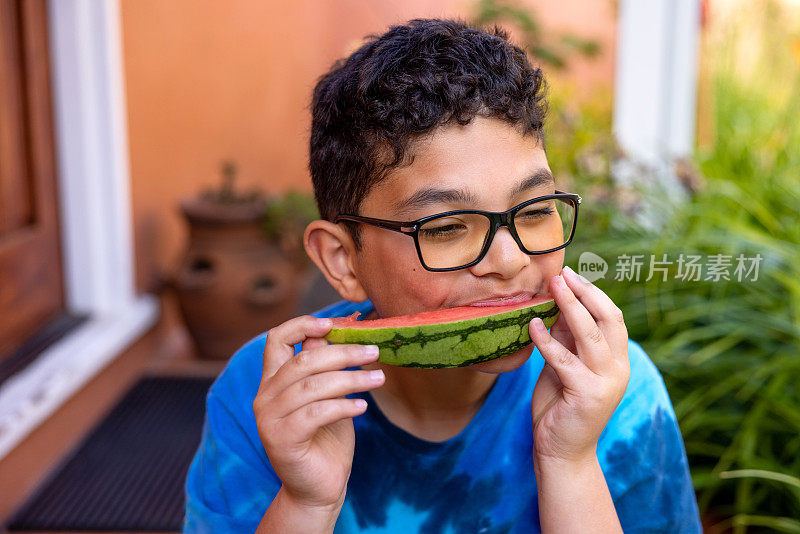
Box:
548;313;577;354
531;363;561;424
530;317;588;391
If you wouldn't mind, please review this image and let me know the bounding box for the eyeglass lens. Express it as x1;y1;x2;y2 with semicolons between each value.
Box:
417;197;575;269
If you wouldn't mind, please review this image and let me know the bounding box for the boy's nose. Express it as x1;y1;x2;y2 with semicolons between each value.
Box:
469;226;528;279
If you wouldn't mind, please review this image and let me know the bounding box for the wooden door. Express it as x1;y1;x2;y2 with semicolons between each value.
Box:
0;0;65;362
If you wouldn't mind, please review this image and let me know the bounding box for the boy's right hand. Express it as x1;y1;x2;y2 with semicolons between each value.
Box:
253;315;385;514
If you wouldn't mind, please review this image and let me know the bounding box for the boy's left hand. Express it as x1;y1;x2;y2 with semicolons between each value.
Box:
529;265;630;467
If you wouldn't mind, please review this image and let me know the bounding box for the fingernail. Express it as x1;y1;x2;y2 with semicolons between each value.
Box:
355;399;368;409
317;318;332;328
532;317;546;332
363;345;379;358
369;369;385;382
555;275;567;289
564;265;591;285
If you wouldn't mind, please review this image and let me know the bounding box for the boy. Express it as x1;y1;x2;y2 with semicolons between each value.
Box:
184;19;702;533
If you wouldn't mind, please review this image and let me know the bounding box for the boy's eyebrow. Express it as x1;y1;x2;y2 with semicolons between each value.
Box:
507;168;556;198
392;187;479;215
393;168;555;216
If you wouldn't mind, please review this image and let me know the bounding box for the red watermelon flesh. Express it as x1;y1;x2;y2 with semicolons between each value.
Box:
331;295;554;328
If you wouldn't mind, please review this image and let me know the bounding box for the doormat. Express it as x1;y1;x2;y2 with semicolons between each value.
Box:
6;376;214;532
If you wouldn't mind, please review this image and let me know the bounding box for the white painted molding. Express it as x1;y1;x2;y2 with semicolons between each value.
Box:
0;0;159;459
48;0;135;314
613;0;701;192
664;0;702;160
611;0;702;230
0;296;158;459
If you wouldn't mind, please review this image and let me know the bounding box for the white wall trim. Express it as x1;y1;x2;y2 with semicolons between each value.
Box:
614;0;701;164
0;0;158;460
612;0;702;227
49;0;136;313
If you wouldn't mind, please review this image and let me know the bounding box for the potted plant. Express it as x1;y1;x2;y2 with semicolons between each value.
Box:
172;162;317;360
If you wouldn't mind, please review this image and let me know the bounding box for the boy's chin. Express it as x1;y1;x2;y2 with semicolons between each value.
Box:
468;344;534;374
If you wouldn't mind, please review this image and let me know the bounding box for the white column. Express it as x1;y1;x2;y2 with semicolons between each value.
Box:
612;0;702;215
49;0;135;313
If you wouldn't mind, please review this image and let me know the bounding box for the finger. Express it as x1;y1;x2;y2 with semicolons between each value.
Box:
562;266;629;356
548;314;577;354
266;344;380;399
549;273;615;375
530;317;590;390
283;398;369;444
302;337;329;352
274;368;385;418
262;316;333;381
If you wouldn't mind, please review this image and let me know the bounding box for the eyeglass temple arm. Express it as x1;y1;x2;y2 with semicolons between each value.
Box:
334;215;416;234
555;190;582;204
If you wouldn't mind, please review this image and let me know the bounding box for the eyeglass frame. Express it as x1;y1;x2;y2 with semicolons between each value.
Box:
334;190;582;272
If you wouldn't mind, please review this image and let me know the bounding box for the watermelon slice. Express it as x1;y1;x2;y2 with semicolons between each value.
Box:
325;296;559;368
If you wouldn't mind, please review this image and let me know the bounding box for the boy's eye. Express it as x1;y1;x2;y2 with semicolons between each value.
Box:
419;219;469;240
517;201;556;221
517;207;554;219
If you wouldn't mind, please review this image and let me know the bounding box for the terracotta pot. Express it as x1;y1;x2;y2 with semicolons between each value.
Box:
173;197;308;360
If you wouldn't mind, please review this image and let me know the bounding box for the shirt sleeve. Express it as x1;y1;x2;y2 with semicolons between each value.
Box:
599;340;703;533
183;335;282;534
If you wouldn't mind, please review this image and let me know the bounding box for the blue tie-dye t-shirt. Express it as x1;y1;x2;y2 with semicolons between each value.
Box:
184;299;702;533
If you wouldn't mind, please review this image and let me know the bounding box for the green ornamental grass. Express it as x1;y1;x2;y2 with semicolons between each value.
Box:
546;3;800;529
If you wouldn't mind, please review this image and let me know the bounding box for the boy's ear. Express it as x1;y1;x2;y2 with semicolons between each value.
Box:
304;220;369;303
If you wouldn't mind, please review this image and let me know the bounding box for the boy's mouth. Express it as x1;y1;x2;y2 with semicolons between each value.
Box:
465;292;537;307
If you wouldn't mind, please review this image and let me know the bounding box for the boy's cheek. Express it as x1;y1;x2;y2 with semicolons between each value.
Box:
358;239;457;313
468;344;533;374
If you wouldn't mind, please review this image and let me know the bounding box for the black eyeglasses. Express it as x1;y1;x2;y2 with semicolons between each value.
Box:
335;190;581;272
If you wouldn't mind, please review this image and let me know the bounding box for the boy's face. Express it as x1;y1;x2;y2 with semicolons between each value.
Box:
351;116;564;374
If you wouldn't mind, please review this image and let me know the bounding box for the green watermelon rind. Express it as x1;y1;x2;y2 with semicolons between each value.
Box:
325;299;559;368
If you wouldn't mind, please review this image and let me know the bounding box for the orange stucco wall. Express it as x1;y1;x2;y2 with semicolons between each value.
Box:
121;0;617;293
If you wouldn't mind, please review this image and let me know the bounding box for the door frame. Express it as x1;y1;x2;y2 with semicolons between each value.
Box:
0;0;158;460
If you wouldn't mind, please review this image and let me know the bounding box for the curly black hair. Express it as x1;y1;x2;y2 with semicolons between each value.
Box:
309;18;549;245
